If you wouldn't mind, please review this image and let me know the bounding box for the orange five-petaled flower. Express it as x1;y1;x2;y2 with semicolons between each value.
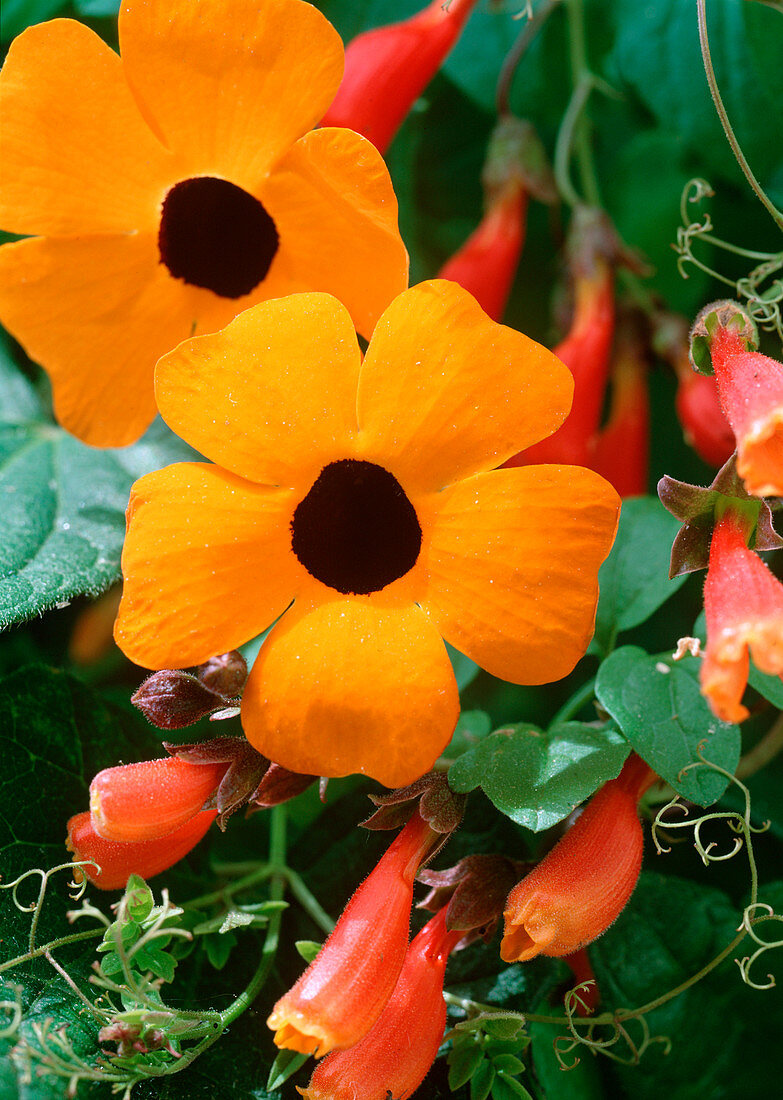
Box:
0;0;407;447
114;280;620;786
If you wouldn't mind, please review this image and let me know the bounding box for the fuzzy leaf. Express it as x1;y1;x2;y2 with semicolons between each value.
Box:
448;721;629;831
595;647;741;804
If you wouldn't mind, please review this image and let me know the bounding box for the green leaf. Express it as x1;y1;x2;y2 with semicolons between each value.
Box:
448;721;629;830
125;876;155;923
133;943;177;983
445;709;492;760
491;1074;534;1100
0;401;197;628
203;931;237;971
0;0;69;40
266;1048;310;1091
447;641;482;692
294;939;322;963
592;498;688;655
748;663;783;707
471;1058;496;1100
448;1038;484;1090
491;1054;525;1075
595;647;741;804
529;1021;606;1099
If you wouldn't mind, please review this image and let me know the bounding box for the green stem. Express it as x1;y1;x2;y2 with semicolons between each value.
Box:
0;927;103;974
550;676;597;725
183;864;275;911
219;805;287;1028
495;0;561;116
286;870;335;936
562;0;602;207
697;0;783;231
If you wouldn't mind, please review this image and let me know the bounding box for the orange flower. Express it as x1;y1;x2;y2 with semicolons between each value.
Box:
500;753;655;962
701;509;783;723
66;808;216;891
268;811;440;1057
0;0;407;447
298;906;463;1100
114;280;620;787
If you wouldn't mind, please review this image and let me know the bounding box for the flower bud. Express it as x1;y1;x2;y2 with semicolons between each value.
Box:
268;810;440;1057
197;650;248;697
321;0;480;152
298;906;462;1100
131;669;223;729
66;808;216;890
500;754;655;962
90;755;228;842
593;314;650;497
701;509;783;722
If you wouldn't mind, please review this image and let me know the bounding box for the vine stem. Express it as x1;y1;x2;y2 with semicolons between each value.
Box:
550;675;597;725
495;0;561;116
736;712;783;780
697;0;783;230
553;0;603;208
0;928;103;974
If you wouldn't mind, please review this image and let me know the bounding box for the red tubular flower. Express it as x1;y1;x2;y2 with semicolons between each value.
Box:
438;180;527;322
507;213;616;469
708;322;783;497
500;753;655;962
299;906;463;1100
268;811;440;1057
90;755;229;842
701;509;783;722
676;367;735;468
66;808;217;890
564;948;599;1016
593;317;650;497
321;0;480;152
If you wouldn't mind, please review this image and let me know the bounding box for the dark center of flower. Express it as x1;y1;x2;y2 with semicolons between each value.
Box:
158;177;279;299
291;460;422;595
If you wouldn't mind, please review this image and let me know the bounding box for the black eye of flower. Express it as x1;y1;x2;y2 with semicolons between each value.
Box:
158;176;279;299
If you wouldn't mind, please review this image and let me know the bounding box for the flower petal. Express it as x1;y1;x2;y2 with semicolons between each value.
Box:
241;597;460;786
0;19;178;235
118;0;344;188
420;466;620;683
154;293;363;488
0;234;208;447
263;128;409;338
355;281;573;492
114;462;302;668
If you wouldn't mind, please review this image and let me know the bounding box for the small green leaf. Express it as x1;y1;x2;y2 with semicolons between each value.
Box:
446;709;492;759
449;721;629;830
471;1059;496;1100
295;940;322;963
491;1074;534;1100
219;910;257;934
124;876;154;923
592;498;687;654
448;1038;484;1090
492;1054;525;1075
595;647;741;804
133;944;177;983
203;931;237;970
266;1048;310;1091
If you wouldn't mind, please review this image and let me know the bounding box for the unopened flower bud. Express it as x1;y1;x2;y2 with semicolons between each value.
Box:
197;650;248;698
131;669;223;729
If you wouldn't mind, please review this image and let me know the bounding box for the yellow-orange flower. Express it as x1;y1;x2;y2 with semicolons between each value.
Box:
114;281;620;787
0;0;407;447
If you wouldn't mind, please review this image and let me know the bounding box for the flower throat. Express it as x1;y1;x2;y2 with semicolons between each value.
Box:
158;177;279;298
291;460;422;595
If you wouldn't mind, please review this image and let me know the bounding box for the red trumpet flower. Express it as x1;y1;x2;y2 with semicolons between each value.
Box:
66;808;217;891
501;753;655;962
438;180;527;322
707;318;783;497
322;0;480;153
299;906;462;1100
268;810;440;1057
593;316;650;497
701;508;783;723
90;755;228;842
